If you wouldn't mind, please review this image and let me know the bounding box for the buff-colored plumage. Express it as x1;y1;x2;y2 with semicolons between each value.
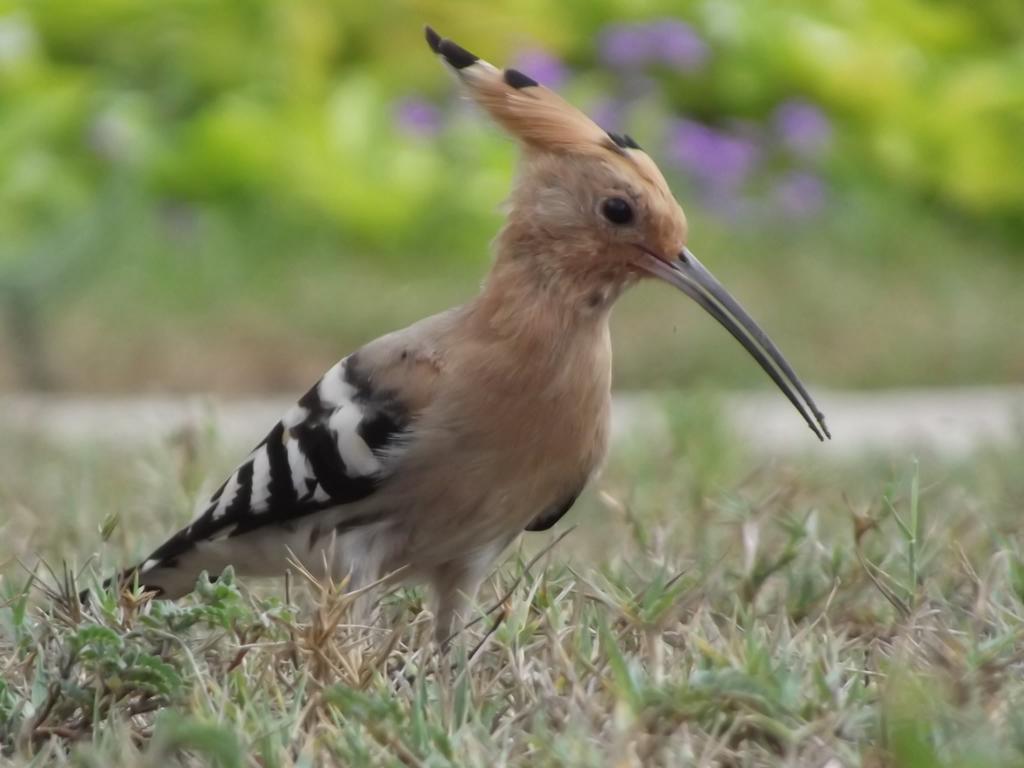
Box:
91;27;828;644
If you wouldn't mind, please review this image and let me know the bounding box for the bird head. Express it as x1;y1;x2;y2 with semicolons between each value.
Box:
426;27;829;441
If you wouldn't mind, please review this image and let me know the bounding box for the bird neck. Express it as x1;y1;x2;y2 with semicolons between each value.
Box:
469;251;615;353
460;254;614;404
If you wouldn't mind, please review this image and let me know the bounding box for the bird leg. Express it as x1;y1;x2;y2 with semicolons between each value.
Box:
430;556;491;650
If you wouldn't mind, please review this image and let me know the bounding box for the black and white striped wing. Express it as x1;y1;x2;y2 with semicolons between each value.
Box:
136;355;408;580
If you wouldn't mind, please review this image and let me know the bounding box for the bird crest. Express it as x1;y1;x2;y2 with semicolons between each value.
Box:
425;26;684;261
426;27;650;162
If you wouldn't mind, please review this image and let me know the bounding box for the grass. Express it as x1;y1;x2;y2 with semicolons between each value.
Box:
2;398;1024;766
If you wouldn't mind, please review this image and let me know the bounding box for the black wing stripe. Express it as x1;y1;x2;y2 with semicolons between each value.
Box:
223;460;254;519
358;410;403;453
209;477;229;504
142;527;199;571
347;353;408;455
264;422;297;512
294;424;348;497
297;382;323;412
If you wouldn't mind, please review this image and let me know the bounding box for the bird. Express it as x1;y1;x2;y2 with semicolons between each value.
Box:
86;27;829;642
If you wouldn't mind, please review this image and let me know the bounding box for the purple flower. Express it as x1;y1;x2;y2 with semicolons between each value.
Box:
598;23;651;69
649;19;708;72
512;48;568;89
619;71;659;98
774;171;826;217
394;97;441;137
668;119;760;191
773;100;831;157
599;19;709;72
702;187;750;219
590;98;627;133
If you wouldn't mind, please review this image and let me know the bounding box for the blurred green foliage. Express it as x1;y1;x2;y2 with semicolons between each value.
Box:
4;0;1022;243
0;0;1022;390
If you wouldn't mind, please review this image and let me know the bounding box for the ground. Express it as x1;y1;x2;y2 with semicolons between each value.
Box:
1;397;1024;766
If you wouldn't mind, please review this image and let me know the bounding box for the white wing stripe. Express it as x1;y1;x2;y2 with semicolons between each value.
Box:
318;359;357;406
286;439;313;496
212;472;241;520
329;403;382;476
283;404;308;428
249;446;272;512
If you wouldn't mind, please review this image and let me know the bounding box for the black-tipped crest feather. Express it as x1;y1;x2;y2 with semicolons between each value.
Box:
504;68;538;89
424;25;441;53
425;26;478;69
607;131;642;151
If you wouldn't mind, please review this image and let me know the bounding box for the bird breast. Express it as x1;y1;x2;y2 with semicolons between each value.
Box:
385;318;613;565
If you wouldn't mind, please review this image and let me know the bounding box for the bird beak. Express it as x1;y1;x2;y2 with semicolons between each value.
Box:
638;247;830;441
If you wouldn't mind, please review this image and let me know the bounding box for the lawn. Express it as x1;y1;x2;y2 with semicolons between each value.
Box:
2;400;1023;766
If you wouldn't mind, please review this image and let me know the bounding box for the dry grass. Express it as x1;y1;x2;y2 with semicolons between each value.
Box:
2;399;1024;766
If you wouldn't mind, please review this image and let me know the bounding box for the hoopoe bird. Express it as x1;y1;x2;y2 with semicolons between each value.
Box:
90;27;829;640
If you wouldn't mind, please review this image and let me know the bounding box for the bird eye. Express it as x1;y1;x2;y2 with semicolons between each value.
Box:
601;197;634;225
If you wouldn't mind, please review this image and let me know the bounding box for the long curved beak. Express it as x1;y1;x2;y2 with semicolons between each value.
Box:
638;247;830;442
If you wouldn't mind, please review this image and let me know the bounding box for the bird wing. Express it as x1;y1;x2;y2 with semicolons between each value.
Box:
135;352;414;580
524;491;580;532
